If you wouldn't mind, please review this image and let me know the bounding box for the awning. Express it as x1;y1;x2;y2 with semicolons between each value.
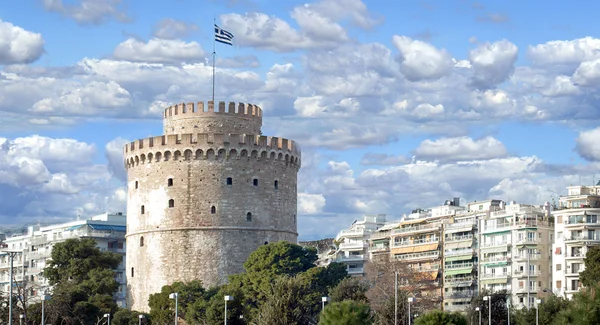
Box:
445;242;460;250
456;241;473;249
88;224;126;232
412;243;439;253
445;226;473;234
555;247;562;255
445;269;473;276
445;255;473;262
417;271;439;281
481;278;508;284
483;230;511;235
480;246;509;253
483;262;508;267
66;224;84;231
391;246;415;254
516;244;537;249
371;238;388;243
401;219;427;226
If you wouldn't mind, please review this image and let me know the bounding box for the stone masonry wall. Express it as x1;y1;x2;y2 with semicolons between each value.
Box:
124;101;300;312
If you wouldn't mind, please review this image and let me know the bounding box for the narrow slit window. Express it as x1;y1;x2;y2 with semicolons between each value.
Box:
246;212;252;222
169;199;175;208
131;267;134;277
141;205;145;214
274;180;278;190
253;178;258;186
211;206;216;214
168;178;173;186
140;236;144;247
135;181;138;189
227;177;233;185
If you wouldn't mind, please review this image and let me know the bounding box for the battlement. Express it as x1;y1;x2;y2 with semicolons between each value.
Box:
164;101;262;120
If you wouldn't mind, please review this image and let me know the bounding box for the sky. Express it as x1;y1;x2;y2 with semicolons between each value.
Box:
1;0;600;240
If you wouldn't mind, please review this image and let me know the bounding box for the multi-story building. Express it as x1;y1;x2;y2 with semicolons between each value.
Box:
552;184;600;299
334;214;386;276
479;201;553;309
0;213;127;307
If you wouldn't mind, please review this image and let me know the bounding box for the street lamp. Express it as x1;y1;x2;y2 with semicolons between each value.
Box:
41;294;51;325
483;296;491;325
138;314;144;325
103;313;111;325
19;314;23;325
321;296;330;311
169;293;179;325
394;271;398;325
536;299;542;325
407;297;415;325
224;295;234;325
2;250;20;325
476;307;481;325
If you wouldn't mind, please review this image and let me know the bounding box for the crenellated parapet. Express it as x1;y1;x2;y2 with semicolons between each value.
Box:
163;101;263;135
123;133;301;170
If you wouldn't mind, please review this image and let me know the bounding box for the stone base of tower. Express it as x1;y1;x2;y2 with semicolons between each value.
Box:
126;228;297;312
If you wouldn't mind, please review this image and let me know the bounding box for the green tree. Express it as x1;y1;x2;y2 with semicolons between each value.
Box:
513;295;570;325
148;280;207;325
204;285;247;325
112;309;151;325
328;277;369;303
413;310;467;325
254;275;313;325
553;288;600;325
466;290;509;325
319;300;373;325
580;246;600;288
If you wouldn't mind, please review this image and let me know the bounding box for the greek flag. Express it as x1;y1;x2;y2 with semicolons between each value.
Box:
215;24;234;46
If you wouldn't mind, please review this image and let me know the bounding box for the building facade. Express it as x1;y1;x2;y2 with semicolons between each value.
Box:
123;101;301;311
334;214;386;276
0;213;127;307
552;184;600;299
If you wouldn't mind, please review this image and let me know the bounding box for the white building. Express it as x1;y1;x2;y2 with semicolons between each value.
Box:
0;213;127;307
335;214;386;276
479;201;553;310
552;184;600;299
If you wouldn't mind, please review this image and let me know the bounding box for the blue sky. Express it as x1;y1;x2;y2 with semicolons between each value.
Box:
1;0;600;240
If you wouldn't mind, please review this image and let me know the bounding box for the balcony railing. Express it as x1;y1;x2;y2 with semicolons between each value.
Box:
393;238;439;247
513;270;542;277
347;267;364;274
339;242;368;250
483;224;511;232
445;249;475;256
445;234;473;242
515;238;542;244
391;224;441;234
449;290;475;298
337;254;366;262
513;253;541;261
481;241;511;247
565;252;585;258
481;272;510;278
481;256;510;263
446;220;477;229
395;251;439;261
566;234;600;242
445;276;474;284
445;262;474;269
338;228;367;237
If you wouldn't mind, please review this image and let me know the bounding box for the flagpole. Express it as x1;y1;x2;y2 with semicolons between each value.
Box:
212;17;216;103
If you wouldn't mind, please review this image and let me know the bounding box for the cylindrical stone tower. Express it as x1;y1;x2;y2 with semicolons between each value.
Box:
123;101;301;312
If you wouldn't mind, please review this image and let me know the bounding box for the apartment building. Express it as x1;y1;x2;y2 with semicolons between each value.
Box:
479;201;553;309
334;214;386;276
552;184;600;299
0;213;127;307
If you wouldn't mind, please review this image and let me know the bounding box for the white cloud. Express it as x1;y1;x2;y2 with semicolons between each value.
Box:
576;127;600;162
0;19;45;64
298;193;326;214
413;136;508;161
42;0;129;25
152;18;198;40
105;137;129;182
469;39;518;88
392;36;453;81
572;59;600;87
113;38;206;64
528;37;600;73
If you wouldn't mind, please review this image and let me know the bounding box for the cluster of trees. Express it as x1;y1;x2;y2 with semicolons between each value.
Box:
6;239;600;324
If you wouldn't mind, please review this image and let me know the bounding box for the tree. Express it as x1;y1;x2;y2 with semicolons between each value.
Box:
413;310;467;325
580;246;600;288
553;288;600;325
328;277;369;303
254;275;313;325
319;300;373;325
148;280;207;324
513;295;570;325
465;290;510;325
112;309;151;325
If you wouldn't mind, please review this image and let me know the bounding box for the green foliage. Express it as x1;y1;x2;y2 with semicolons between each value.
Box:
371;292;409;325
413;310;467;325
581;246;600;288
255;275;314;325
148;280;208;324
319;300;373;325
204;285;248;325
112;309;151;325
513;295;570;325
465;290;509;325
553;286;600;325
328;277;369;303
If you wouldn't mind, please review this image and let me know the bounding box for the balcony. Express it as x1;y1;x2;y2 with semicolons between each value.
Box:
337;254;366;262
482;224;511;233
337;228;367;238
391;224;441;235
347;267;364;275
448;290;475;298
481;256;510;263
481;241;511;248
445;262;475;269
446;220;477;229
339;242;368;250
444;276;475;285
481;272;510;278
393;238;439;247
445;249;476;257
369;245;389;253
445;234;473;242
513;253;541;261
394;251;439;261
565;252;585;259
513;270;542;277
565;234;600;243
515;238;542;245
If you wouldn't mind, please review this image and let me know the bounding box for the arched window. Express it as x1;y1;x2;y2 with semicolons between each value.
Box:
253;178;258;186
227;177;233;185
169;199;175;208
140;236;144;247
274;180;278;190
246;212;252;222
141;205;145;214
264;241;269;245
211;206;216;214
131;267;134;277
135;181;138;189
168;178;173;186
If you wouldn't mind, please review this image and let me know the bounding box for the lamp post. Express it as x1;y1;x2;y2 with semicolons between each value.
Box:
169;293;179;325
41;294;50;325
138;314;144;325
19;314;23;325
394;271;398;325
407;297;415;325
476;307;481;325
321;296;330;311
507;297;511;325
3;251;20;325
103;313;111;325
224;295;234;325
536;299;542;325
483;296;491;325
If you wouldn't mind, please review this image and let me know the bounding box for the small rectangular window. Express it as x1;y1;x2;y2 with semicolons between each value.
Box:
227;177;233;185
168;178;173;186
253;178;258;186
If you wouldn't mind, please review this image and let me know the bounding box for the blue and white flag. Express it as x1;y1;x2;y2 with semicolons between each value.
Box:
215;24;234;46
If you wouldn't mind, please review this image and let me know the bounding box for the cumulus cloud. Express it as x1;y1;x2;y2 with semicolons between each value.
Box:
413;136;508;162
298;193;326;214
392;36;453;81
469;39;518;89
113;38;206;64
528;37;600;73
105;137;128;182
152;18;198;40
576;127;600;161
0;19;45;64
42;0;130;25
